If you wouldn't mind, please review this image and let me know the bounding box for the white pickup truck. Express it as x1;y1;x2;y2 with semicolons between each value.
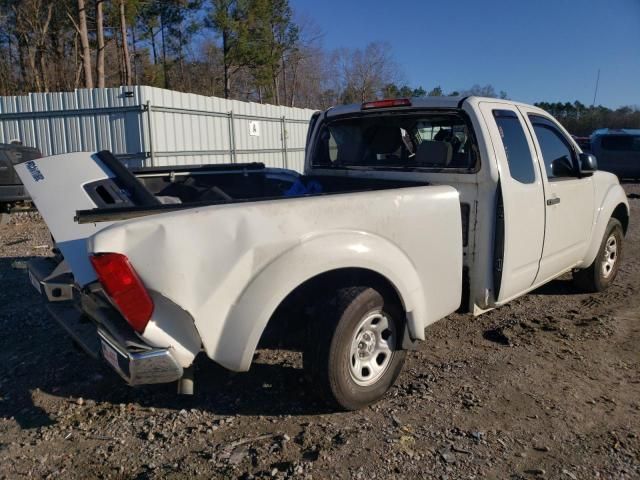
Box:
19;96;629;410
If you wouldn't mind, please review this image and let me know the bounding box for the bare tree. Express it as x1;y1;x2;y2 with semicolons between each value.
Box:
285;46;326;107
119;0;132;85
12;0;56;91
75;0;93;88
279;13;324;107
95;0;105;88
336;42;399;103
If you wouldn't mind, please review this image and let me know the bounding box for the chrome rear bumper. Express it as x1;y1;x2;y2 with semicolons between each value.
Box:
97;328;183;385
27;258;183;385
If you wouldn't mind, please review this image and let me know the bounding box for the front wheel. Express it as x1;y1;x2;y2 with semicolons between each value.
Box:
304;286;406;411
573;218;624;292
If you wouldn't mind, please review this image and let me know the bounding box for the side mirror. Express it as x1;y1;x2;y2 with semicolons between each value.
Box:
551;155;575;177
579;152;598;176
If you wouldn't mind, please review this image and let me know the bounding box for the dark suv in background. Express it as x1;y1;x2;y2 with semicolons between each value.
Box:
0;142;41;222
590;129;640;180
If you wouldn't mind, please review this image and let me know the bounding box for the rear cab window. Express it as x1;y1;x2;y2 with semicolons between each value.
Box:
312;111;478;172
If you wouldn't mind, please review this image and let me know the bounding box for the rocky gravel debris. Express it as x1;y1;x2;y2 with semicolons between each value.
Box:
0;183;639;479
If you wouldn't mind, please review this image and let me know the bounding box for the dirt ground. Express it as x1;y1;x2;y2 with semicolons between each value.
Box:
0;184;638;480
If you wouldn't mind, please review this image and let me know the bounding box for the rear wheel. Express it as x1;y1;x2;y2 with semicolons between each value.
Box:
304;286;406;410
573;218;624;292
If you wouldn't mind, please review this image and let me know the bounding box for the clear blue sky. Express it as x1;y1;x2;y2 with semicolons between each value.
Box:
290;0;640;108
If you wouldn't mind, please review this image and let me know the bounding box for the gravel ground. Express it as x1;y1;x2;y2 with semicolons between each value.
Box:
1;185;639;480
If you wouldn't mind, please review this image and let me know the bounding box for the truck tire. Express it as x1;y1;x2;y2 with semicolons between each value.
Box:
573;218;624;293
304;286;406;410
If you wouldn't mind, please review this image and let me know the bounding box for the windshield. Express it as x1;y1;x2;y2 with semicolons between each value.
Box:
312;112;477;171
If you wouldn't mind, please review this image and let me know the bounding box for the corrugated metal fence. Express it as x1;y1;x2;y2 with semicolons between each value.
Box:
0;86;317;171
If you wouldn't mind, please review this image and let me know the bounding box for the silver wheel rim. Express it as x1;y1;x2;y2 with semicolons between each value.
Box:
348;311;396;387
601;234;618;279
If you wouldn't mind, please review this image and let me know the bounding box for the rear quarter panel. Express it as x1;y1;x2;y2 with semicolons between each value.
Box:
89;185;463;370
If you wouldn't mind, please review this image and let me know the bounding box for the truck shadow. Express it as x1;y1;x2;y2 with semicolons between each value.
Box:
530;277;579;296
0;256;332;431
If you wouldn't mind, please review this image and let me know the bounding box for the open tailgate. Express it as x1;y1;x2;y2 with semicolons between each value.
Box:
14;152;119;286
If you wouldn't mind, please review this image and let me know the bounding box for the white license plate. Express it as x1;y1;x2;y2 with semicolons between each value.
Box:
28;270;42;293
101;341;121;372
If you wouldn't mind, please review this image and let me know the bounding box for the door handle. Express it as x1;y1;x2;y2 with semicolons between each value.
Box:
546;197;560;206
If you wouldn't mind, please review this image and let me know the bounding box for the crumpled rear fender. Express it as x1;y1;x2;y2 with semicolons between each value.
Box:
212;228;461;372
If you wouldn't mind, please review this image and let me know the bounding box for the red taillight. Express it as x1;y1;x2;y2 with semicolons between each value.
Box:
89;253;154;333
362;98;412;110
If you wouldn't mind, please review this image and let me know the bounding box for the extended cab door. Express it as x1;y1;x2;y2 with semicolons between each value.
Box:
479;102;546;303
517;108;595;283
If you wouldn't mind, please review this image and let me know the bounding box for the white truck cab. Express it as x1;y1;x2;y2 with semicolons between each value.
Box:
18;96;629;410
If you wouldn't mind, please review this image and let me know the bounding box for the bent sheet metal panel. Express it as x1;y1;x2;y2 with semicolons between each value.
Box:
89;185;463;370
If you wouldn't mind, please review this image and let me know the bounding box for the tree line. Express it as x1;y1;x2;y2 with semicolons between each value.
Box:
0;0;638;135
0;0;513;108
533;101;640;136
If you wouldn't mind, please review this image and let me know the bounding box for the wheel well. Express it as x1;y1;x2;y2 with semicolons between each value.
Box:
257;268;405;350
612;203;629;234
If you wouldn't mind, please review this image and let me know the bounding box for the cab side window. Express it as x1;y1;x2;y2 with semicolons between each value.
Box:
493;110;536;184
528;115;577;180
